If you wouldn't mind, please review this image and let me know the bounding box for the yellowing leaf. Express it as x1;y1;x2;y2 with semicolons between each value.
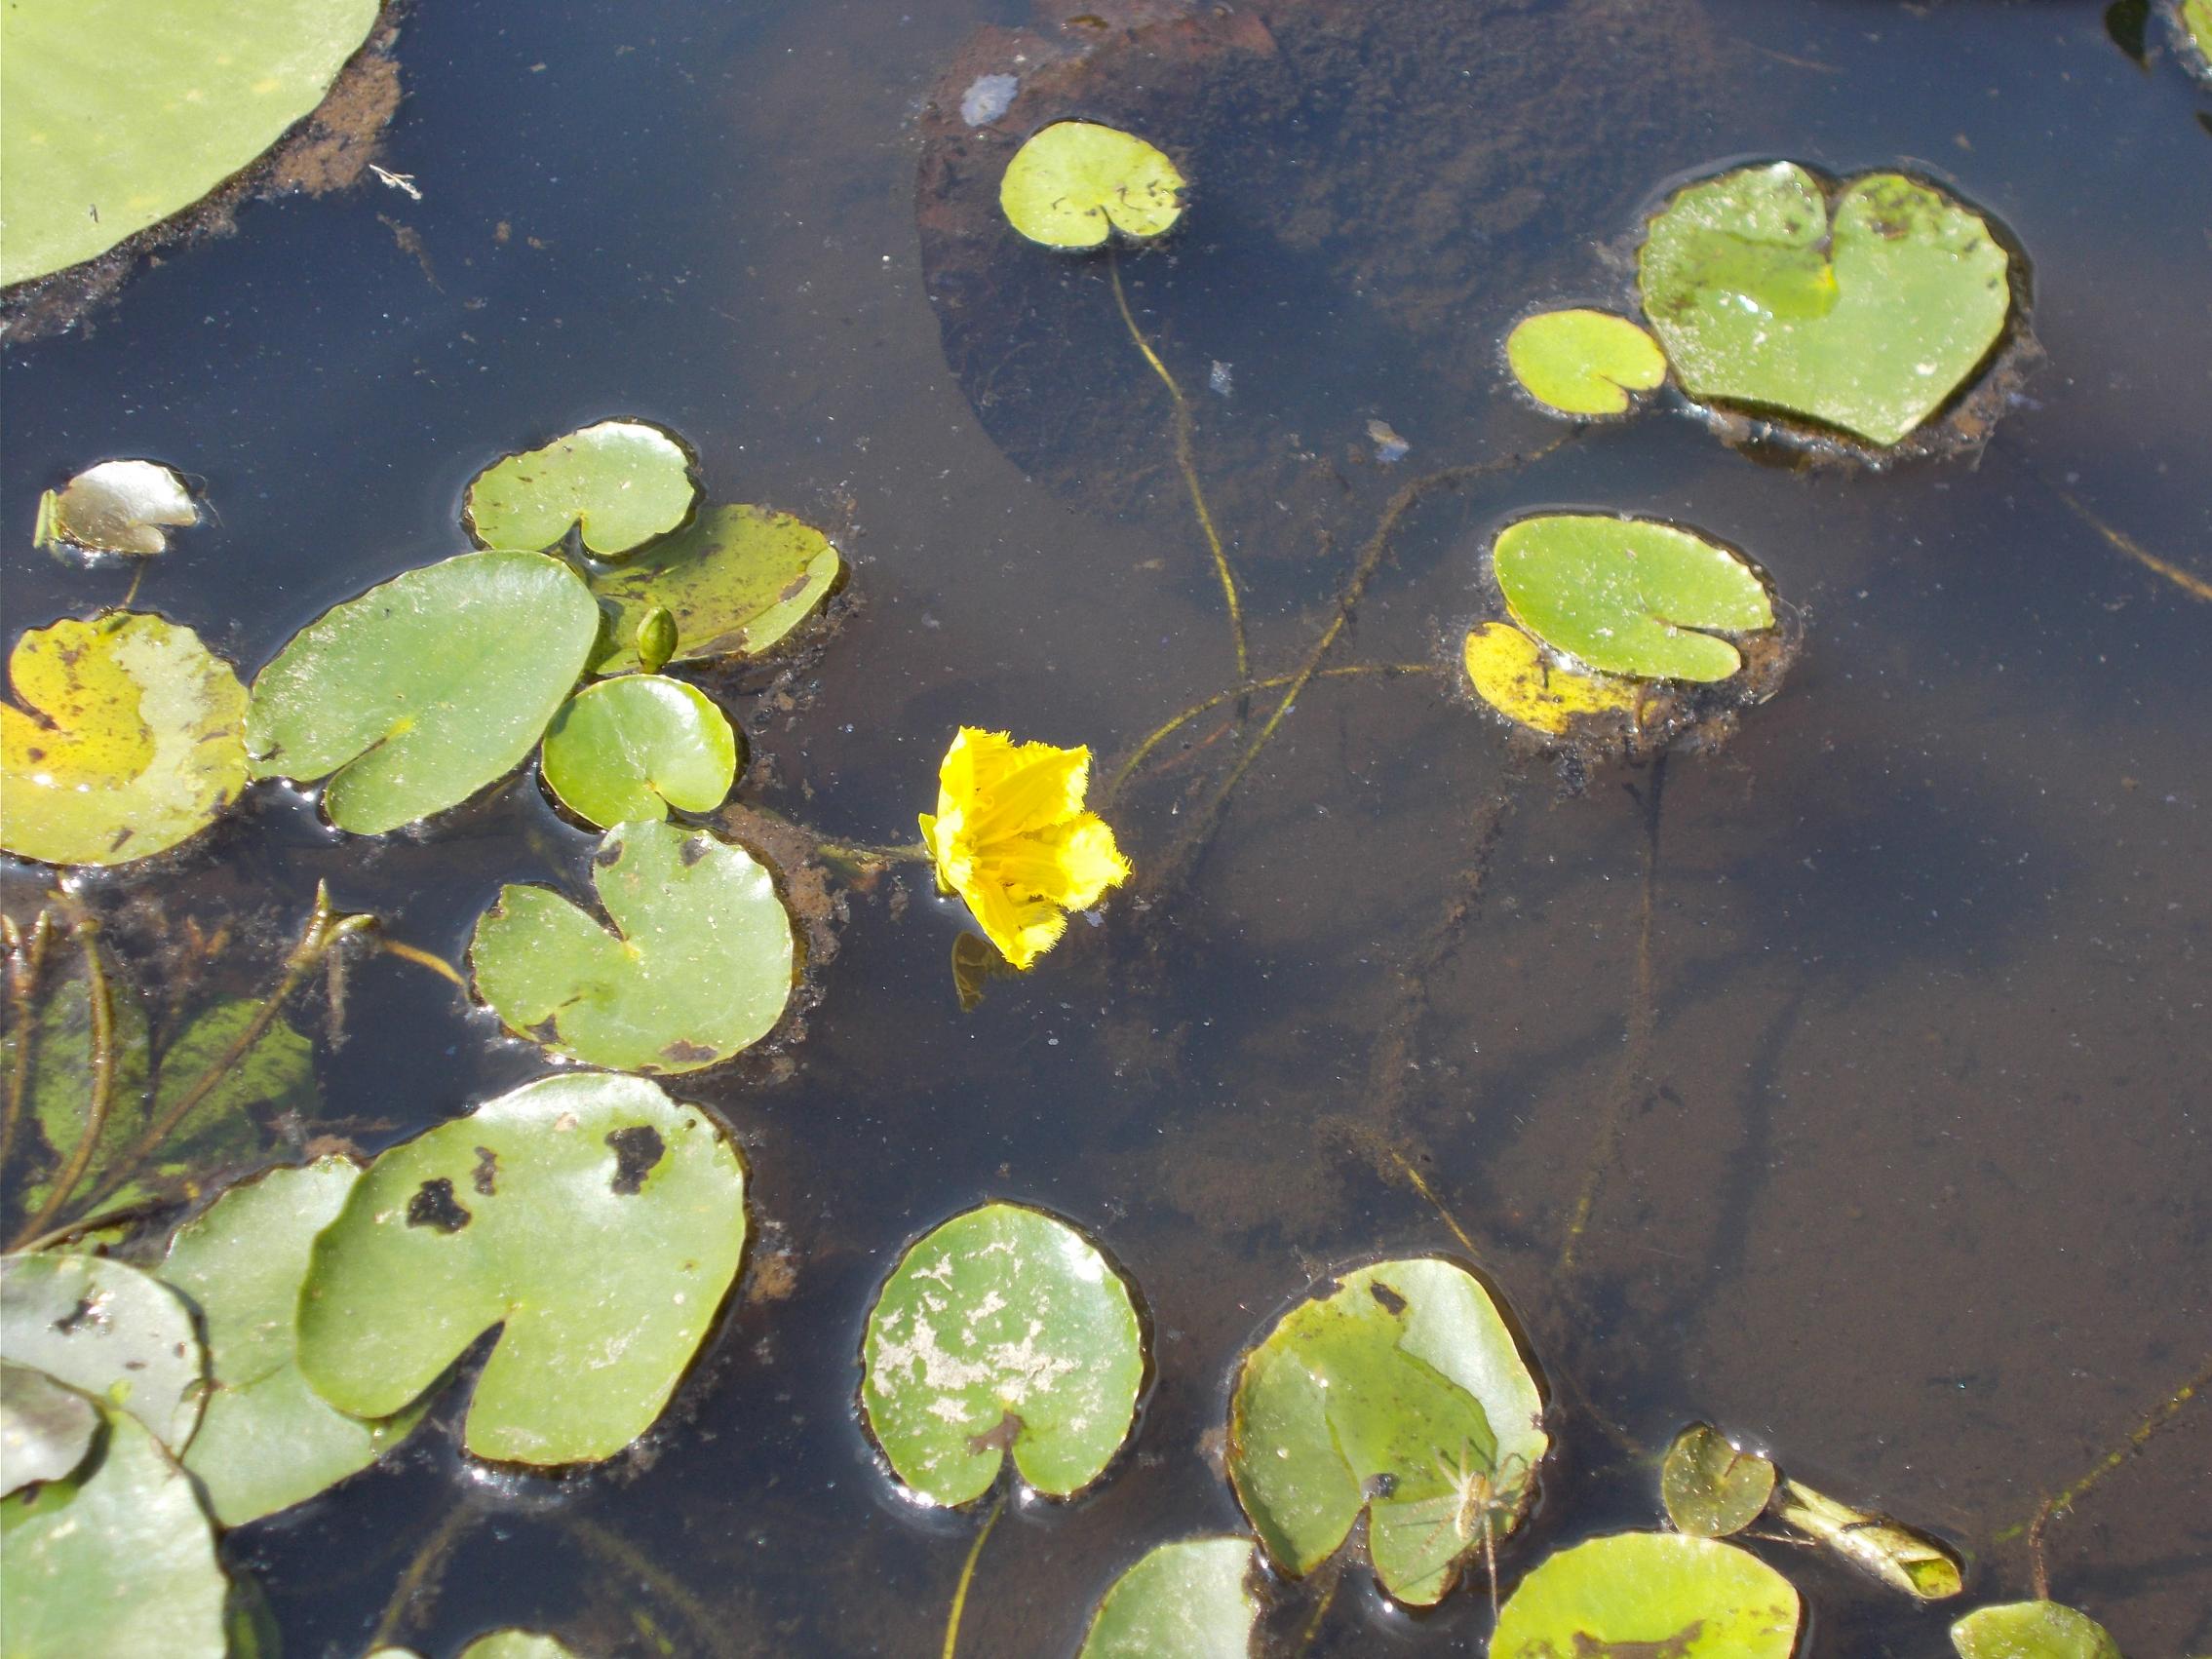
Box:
1;612;248;867
1462;622;1640;738
999;121;1186;250
1505;310;1667;416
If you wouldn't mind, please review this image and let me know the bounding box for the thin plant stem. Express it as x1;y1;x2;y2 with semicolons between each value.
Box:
818;838;931;867
9;923;119;1249
2051;487;2212;604
941;1492;1006;1659
1161;437;1572;887
120;561;147;607
2017;1350;2212;1599
375;936;469;990
1559;752;1668;1276
366;1503;478;1651
0;911;56;1179
1104;662;1446;808
62;883;369;1227
1291;1552;1344;1655
1108;253;1248;682
561;1514;748;1659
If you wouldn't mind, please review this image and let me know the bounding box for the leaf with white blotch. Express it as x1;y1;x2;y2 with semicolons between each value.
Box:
34;461;197;557
861;1202;1144;1507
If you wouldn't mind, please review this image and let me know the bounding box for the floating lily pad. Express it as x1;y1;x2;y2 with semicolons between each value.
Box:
1462;621;1641;738
2178;0;2212;72
999;120;1187;250
1772;1478;1963;1599
32;461;197;556
1227;1257;1548;1606
464;420;699;559
1491;515;1773;682
1489;1532;1800;1659
0;1402;229;1659
0;1252;205;1453
1505;310;1667;416
0;0;381;286
540;675;739;830
162;1158;424;1524
861;1202;1145;1507
459;1637;588;1659
297;1073;748;1465
1660;1422;1775;1537
588;505;841;675
2;611;249;867
471;820;793;1073
0;1363;99;1494
1078;1537;1261;1659
1638;162;2012;446
1952;1601;2122;1659
247;549;600;834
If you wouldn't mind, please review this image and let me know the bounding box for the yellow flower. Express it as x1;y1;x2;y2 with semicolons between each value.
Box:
919;728;1132;971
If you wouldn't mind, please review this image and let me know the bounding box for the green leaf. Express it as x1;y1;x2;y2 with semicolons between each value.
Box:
861;1202;1145;1507
161;1158;425;1524
1491;515;1773;682
1660;1421;1776;1538
1637;162;2012;446
587;505;840;675
246;549;601;833
1077;1537;1260;1659
540;675;739;830
1489;1533;1800;1659
2;611;248;867
459;1636;589;1659
1771;1477;1963;1599
1226;1257;1548;1606
295;1073;748;1465
1505;310;1667;416
2185;0;2212;63
464;421;699;559
635;605;679;675
0;1363;99;1494
470;820;794;1074
33;461;198;557
0;1252;205;1453
0;1403;230;1659
999;121;1187;250
0;0;380;285
1951;1601;2123;1659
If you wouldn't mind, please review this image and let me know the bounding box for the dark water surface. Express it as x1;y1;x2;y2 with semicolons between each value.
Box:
4;1;2208;1654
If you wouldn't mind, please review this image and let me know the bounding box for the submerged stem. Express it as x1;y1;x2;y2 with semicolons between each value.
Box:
366;1504;478;1650
941;1492;1006;1659
561;1514;748;1659
375;936;469;990
1559;752;1668;1276
1108;253;1248;683
8;923;119;1250
0;911;56;1181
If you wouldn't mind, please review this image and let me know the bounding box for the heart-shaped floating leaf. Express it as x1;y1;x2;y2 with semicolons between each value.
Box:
33;461;198;557
463;420;699;559
1637;162;2012;446
1462;622;1641;738
1505;310;1667;416
588;505;841;674
1491;515;1773;682
0;1399;230;1659
861;1201;1145;1507
1227;1257;1548;1606
470;820;794;1073
1951;1601;2121;1659
0;1253;205;1453
1000;121;1187;250
1660;1422;1776;1538
540;675;739;830
0;1363;99;1495
0;0;380;285
296;1073;748;1465
1490;1533;1800;1659
161;1158;424;1524
1078;1537;1261;1659
247;550;600;833
2;612;248;867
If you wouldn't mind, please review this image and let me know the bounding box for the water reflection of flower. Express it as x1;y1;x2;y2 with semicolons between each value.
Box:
919;728;1130;971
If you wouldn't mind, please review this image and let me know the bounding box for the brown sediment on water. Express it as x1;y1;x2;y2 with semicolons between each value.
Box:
1;4;409;345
